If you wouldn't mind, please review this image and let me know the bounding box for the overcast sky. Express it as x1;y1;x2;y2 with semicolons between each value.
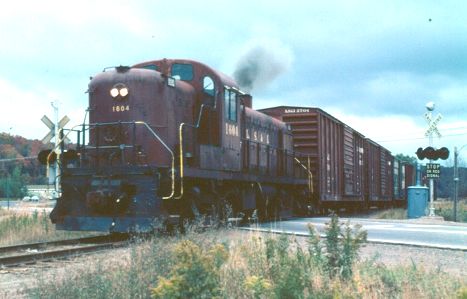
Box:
1;0;466;163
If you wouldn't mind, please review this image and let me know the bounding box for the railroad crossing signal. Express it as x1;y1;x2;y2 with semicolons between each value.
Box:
415;146;450;160
41;115;70;144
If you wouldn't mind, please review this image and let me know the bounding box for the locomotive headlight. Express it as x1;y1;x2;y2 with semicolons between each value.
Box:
119;87;129;97
110;88;119;98
110;83;129;99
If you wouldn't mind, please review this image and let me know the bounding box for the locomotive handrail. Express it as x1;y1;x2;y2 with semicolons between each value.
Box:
134;121;175;200
176;104;211;200
294;156;314;194
45;121;176;200
85;145;134;149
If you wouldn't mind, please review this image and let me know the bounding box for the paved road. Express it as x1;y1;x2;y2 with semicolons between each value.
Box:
245;217;467;250
0;200;19;208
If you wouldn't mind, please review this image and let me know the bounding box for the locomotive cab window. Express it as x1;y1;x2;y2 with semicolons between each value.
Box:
171;63;193;81
203;76;215;96
203;76;216;107
224;88;237;122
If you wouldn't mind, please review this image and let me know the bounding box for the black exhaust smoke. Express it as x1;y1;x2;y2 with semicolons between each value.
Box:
233;39;293;92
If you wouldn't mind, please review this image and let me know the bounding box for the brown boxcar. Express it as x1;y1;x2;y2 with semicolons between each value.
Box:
365;139;394;207
259;106;367;212
393;160;415;207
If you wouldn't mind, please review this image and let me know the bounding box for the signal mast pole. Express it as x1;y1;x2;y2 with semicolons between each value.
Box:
424;101;442;217
51;101;61;194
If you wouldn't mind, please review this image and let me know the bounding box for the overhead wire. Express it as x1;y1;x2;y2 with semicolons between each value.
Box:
372;125;467;143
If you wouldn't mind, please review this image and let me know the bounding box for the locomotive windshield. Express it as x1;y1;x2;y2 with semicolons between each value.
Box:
171;63;193;81
140;64;158;71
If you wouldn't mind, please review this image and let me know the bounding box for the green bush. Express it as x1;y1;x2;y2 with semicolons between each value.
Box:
243;275;273;298
263;235;308;298
310;213;367;280
151;240;228;299
435;201;467;222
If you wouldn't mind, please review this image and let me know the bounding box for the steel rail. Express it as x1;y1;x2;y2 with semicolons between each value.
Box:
0;235;120;256
0;241;128;268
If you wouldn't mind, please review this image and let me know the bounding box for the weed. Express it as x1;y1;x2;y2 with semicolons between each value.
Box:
151;240;228;299
371;208;407;219
309;213;367;280
435;199;467;222
458;286;467;299
264;234;308;298
244;275;274;299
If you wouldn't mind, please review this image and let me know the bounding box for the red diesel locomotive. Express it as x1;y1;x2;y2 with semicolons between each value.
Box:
49;59;311;232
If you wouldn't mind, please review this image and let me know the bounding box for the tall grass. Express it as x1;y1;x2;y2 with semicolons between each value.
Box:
371;208;407;220
372;199;466;222
27;215;466;298
435;199;467;222
0;209;98;246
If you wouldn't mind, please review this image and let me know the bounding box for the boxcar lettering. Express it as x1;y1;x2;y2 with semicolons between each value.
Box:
285;108;310;114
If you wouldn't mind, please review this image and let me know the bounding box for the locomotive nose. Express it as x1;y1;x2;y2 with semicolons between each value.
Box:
86;189;131;214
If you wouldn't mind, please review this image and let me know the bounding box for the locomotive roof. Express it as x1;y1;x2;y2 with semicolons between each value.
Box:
132;58;239;89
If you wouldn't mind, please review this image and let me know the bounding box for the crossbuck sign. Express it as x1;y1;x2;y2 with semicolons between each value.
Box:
424;112;442;138
41;115;70;144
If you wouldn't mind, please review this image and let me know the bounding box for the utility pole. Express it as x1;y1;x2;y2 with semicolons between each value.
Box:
6;173;9;210
7;127;12;210
453;147;458;222
453;145;466;222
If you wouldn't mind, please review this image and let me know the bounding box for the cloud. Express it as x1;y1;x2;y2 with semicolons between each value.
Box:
0;0;466;160
0;79;51;139
0;79;85;141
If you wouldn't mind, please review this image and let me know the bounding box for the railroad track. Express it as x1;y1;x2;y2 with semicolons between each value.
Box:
0;235;129;268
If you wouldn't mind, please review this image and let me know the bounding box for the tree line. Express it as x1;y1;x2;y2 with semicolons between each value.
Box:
0;133;48;198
